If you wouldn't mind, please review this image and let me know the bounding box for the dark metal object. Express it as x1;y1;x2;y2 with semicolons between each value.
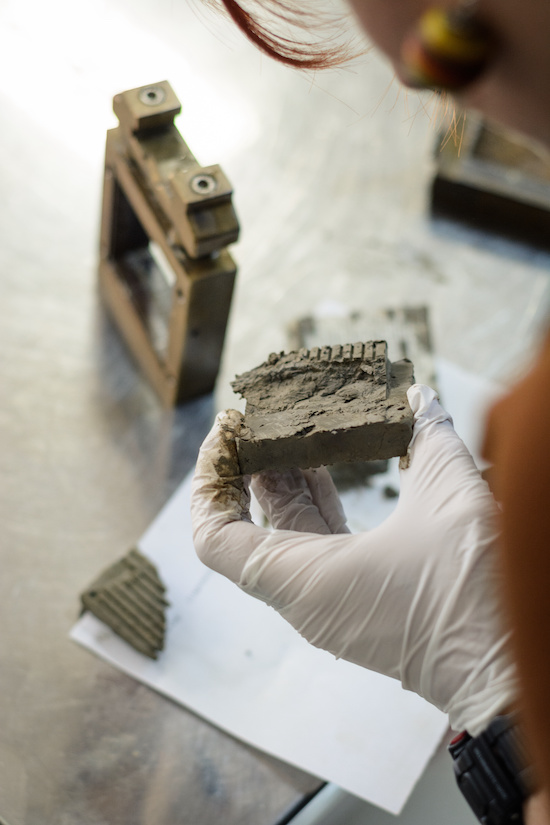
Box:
448;715;533;824
99;81;239;406
432;115;550;250
80;548;169;659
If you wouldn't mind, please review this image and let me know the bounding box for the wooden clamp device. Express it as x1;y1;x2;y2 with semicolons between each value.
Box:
99;81;239;405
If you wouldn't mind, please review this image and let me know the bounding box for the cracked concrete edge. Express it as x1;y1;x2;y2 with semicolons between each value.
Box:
233;345;414;474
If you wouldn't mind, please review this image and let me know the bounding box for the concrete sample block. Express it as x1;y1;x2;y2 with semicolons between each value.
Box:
231;341;414;474
80;548;169;659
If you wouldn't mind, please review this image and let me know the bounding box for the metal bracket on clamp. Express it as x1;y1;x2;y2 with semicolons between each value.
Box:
99;80;239;406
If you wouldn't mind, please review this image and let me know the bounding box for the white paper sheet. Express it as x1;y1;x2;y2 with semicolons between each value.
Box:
71;361;499;814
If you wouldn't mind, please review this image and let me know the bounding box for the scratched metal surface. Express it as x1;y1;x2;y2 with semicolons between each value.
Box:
1;0;550;823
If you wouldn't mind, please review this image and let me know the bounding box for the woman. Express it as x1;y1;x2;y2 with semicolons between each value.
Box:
191;2;550;822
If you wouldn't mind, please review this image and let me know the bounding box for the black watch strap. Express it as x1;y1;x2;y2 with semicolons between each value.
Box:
448;714;533;825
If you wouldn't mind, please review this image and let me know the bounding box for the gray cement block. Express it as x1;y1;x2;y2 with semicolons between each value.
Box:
231;341;414;474
80;548;169;659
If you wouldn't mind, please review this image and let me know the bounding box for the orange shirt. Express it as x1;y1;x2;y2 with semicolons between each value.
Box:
483;330;550;792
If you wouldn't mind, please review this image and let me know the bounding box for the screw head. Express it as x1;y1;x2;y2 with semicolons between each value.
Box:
190;173;218;195
138;86;166;107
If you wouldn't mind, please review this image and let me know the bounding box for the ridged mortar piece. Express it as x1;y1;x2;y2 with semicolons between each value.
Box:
80;548;169;659
231;341;414;475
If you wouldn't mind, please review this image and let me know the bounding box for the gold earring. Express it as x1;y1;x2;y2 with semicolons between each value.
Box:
400;2;495;91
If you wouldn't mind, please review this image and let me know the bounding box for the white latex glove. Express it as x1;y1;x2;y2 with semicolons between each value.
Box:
191;386;517;735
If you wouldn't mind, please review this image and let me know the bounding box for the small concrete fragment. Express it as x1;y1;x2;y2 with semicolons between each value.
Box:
231;341;414;475
80;548;169;659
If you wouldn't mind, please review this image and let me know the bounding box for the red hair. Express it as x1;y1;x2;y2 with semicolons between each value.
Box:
215;0;354;69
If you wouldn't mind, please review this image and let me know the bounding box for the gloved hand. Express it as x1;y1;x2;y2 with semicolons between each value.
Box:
191;385;517;735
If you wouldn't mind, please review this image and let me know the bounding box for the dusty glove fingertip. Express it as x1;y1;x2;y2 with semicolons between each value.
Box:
216;408;245;431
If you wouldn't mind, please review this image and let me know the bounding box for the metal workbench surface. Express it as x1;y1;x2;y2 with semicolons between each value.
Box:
1;1;550;823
